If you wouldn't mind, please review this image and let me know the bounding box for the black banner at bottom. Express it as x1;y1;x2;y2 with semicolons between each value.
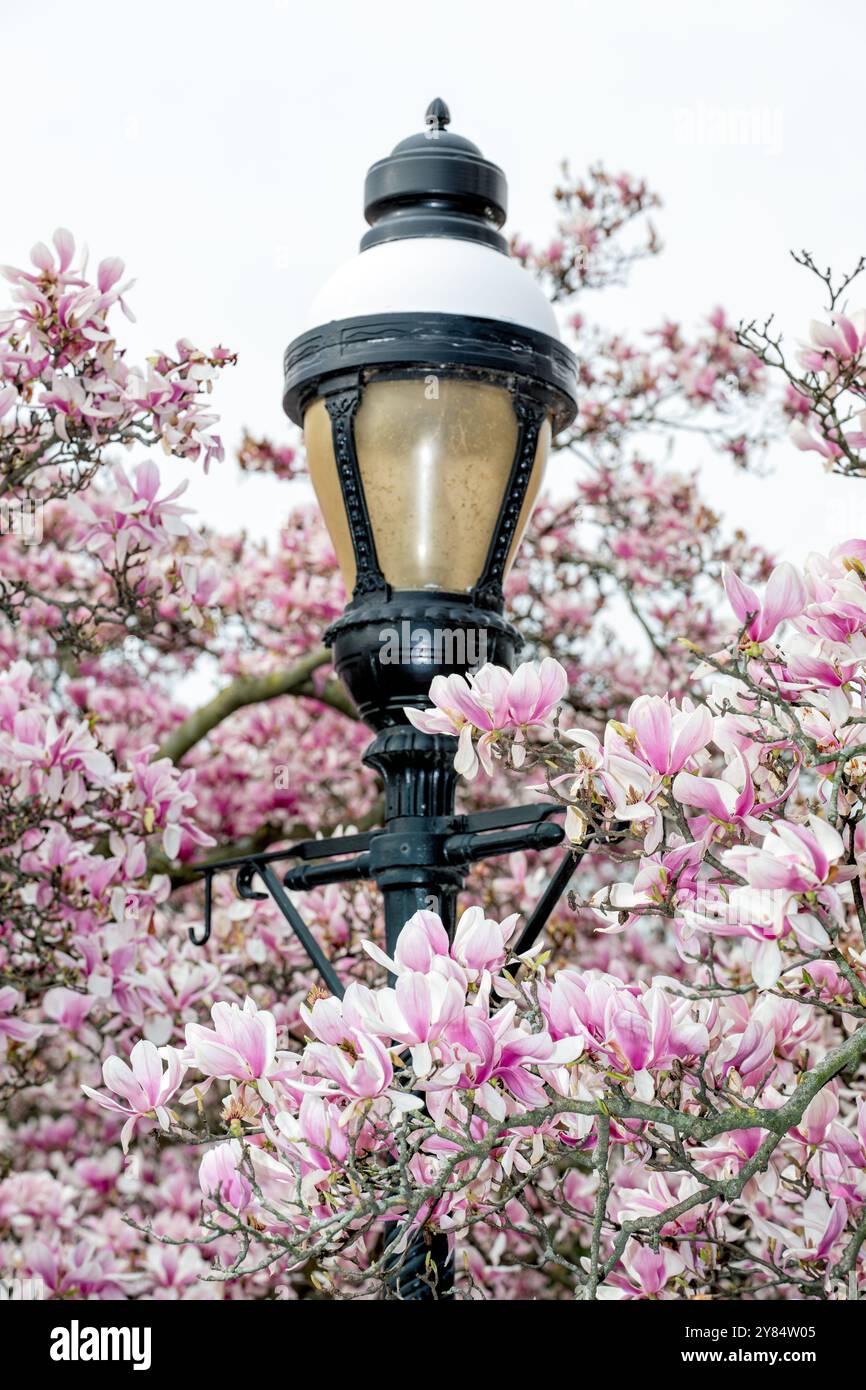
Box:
0;1291;857;1376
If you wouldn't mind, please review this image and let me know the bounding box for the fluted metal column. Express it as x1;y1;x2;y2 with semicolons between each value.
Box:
364;727;462;953
364;726;458;1299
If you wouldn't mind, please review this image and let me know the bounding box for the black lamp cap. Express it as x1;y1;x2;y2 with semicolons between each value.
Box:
361;99;508;254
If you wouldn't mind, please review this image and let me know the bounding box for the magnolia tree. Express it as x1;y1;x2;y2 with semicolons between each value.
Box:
1;172;865;1300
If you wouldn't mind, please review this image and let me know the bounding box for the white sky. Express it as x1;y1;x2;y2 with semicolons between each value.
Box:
5;0;865;565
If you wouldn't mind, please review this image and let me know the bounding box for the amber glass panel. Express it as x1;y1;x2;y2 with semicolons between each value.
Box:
304;379;550;594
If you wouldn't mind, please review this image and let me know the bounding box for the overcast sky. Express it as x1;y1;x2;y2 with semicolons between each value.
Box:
5;0;865;564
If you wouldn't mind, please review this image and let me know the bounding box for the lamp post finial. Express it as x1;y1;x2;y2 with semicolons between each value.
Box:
425;97;450;131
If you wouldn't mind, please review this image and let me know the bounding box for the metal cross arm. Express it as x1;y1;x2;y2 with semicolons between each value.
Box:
239;861;347;1000
442;812;565;865
186;822;372;967
511;832;593;960
186;801;585;1003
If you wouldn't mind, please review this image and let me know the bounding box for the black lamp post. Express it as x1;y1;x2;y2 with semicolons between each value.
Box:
193;101;581;1299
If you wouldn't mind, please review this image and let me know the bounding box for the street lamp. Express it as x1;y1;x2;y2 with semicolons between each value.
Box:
193;100;582;1298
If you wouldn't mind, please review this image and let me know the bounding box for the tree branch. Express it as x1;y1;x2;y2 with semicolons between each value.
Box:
157;647;356;765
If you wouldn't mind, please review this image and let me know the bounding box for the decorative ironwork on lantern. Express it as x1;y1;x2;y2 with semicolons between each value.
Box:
283;98;577;726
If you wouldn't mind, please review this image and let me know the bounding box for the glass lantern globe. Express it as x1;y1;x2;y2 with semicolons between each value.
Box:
304;375;550;595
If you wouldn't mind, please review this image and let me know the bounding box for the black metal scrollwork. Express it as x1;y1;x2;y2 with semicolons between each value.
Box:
324;386;388;600
473;393;546;610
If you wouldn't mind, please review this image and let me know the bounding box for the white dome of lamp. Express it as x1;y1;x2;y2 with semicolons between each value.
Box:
305;236;561;339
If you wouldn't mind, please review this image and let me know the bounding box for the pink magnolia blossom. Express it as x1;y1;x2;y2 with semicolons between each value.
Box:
723;560;807;642
77;459;196;566
405;658;568;777
671;746;796;835
627;693;713;775
41;987;96;1033
5;709;115;803
724;815;847;898
543;970;709;1100
261;1097;359;1210
673;752;758;828
778;1191;849;1266
361;908;452;977
82;1040;185;1151
24;1239;130;1299
305;1025;397;1101
482;1002;583;1105
597;1237;685;1299
790;420;845;464
564;724;665;850
451;905;520;978
300;986;422;1114
798;312;866;372
126;747;215;860
362;905;518;984
199;1139;251;1211
184;998;279;1099
0;986;42;1054
685;816;854;987
365;971;467;1078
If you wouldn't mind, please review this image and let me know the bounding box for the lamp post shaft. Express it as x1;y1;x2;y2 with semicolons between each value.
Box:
363;726;462;954
362;725;460;1297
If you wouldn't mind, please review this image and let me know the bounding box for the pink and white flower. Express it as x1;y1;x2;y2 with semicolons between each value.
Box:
723;561;807;643
184;997;279;1100
82;1040;185;1151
